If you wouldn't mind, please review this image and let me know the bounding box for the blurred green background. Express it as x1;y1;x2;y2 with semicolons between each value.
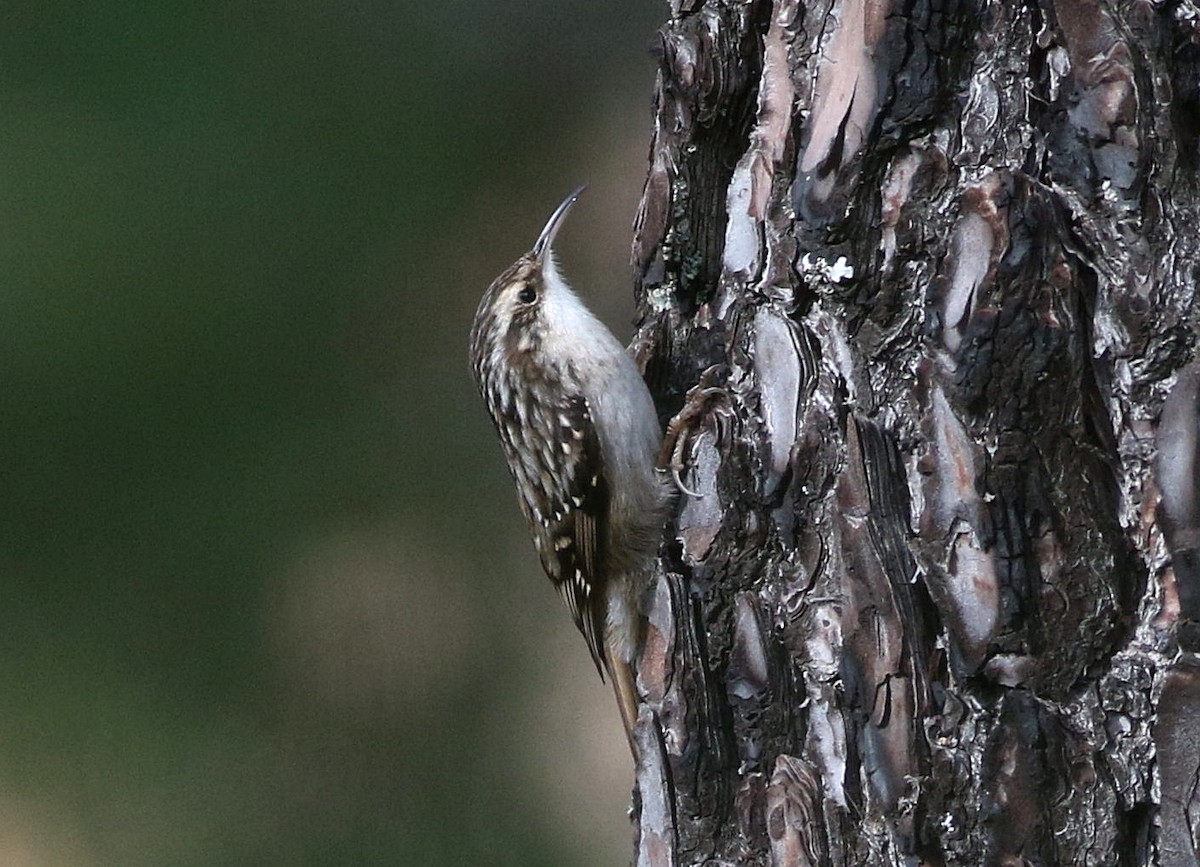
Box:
0;2;664;864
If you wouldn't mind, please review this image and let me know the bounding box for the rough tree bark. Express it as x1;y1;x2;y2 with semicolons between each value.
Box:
626;0;1200;864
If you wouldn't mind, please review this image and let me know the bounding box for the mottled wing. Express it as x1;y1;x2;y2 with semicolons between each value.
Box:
497;390;610;675
542;395;609;674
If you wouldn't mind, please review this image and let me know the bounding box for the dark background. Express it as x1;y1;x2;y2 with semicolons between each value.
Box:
0;2;664;863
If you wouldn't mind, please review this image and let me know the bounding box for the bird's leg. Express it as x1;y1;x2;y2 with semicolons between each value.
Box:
659;366;728;498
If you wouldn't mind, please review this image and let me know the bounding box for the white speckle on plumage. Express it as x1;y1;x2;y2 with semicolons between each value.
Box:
467;188;674;755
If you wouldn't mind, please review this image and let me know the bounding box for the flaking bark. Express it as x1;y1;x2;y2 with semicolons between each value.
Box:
629;0;1200;864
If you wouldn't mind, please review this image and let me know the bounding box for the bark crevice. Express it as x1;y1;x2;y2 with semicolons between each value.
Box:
629;1;1200;864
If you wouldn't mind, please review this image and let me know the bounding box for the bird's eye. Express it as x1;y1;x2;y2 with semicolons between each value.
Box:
517;285;537;304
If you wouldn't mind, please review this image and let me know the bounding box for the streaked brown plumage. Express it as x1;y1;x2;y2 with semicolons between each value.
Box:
468;188;672;754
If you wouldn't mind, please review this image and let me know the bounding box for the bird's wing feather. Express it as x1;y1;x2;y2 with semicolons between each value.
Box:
515;393;609;675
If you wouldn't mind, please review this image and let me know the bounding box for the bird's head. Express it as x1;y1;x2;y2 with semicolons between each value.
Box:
469;187;586;375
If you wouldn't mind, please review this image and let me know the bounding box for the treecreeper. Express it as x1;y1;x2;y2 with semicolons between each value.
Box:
468;188;674;757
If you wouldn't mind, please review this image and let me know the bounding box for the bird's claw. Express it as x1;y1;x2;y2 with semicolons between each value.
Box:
659;369;729;498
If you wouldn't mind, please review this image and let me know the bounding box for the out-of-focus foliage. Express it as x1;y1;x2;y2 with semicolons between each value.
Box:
0;2;662;864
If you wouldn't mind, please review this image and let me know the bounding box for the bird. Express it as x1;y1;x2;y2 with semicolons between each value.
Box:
468;187;673;754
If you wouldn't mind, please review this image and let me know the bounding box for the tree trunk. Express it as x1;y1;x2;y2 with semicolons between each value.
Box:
627;1;1200;864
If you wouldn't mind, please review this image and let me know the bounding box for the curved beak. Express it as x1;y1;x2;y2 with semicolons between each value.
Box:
531;186;586;261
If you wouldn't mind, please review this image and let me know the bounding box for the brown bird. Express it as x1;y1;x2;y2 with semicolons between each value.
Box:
468;188;673;753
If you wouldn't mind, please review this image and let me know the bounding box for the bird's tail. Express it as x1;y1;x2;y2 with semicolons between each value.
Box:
605;656;640;760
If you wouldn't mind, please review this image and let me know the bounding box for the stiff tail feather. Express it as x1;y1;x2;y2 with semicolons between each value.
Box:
605;656;640;760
